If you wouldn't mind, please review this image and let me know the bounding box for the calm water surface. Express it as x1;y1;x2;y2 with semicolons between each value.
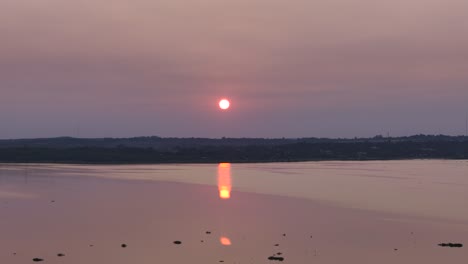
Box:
0;160;467;263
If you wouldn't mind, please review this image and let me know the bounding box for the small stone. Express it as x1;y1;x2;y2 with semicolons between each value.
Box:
32;258;44;262
121;244;127;248
282;233;286;237
277;252;282;255
274;244;279;246
173;241;182;245
206;231;211;234
57;253;65;257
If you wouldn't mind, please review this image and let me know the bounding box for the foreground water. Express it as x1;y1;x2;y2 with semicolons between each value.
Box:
0;160;467;263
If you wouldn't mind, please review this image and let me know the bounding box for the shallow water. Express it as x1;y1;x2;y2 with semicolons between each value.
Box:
0;160;467;263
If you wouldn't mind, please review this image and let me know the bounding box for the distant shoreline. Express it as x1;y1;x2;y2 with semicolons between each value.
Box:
0;135;466;164
0;158;466;166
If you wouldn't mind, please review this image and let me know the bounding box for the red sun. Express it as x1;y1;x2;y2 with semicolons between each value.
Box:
219;99;230;110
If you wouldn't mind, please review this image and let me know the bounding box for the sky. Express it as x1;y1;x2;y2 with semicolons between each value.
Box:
1;0;467;138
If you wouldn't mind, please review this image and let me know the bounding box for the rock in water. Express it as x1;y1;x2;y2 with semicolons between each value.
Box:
438;243;463;248
268;256;285;261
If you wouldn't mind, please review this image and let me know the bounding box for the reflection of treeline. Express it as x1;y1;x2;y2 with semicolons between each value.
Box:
0;139;466;164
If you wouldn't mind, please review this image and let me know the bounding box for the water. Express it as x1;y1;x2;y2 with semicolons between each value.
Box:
0;160;467;263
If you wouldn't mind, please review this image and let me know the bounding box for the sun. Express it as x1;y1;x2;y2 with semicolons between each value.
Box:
219;99;230;110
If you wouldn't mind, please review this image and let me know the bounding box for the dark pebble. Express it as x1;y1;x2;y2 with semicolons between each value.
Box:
173;241;182;245
277;252;282;255
268;256;285;261
121;244;127;248
200;240;204;243
32;258;44;262
219;261;224;263
206;231;211;234
394;248;398;251
438;243;463;248
282;233;286;237
57;253;65;257
274;244;279;246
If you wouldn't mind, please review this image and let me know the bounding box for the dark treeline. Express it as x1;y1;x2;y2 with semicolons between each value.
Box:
0;134;467;149
0;135;467;164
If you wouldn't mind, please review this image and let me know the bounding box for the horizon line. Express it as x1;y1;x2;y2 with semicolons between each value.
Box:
1;134;468;141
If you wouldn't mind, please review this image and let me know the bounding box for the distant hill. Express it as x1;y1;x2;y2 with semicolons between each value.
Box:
0;135;466;164
0;136;296;150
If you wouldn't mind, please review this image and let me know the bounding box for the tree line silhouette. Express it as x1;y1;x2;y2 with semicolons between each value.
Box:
0;135;466;163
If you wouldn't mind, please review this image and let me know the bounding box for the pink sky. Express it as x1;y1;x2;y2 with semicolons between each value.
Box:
1;0;467;138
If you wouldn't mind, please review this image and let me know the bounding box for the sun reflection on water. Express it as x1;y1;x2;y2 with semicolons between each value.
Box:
217;163;233;245
217;163;232;200
220;236;232;246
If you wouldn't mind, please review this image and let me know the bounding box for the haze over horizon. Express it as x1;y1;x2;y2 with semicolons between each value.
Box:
1;0;467;139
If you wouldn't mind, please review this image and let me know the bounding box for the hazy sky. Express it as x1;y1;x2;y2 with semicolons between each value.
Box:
1;0;467;138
